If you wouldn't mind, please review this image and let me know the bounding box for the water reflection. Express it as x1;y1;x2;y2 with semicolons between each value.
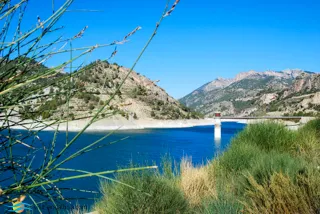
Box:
214;137;221;154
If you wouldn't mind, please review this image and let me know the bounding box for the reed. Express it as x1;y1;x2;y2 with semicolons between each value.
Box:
0;0;179;211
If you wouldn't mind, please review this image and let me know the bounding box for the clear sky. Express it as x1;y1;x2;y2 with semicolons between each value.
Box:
22;0;320;98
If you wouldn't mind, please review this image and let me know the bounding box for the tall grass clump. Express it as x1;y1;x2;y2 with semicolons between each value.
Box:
218;142;261;173
294;118;320;164
232;122;296;152
242;170;320;214
202;194;243;214
207;120;320;213
243;151;307;189
180;157;216;206
94;169;189;214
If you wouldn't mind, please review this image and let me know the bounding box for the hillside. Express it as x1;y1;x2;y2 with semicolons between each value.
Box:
18;60;202;121
180;69;320;117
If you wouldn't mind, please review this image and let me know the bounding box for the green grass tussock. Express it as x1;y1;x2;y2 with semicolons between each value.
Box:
244;151;307;187
218;143;261;173
94;170;189;214
210;119;320;213
202;194;243;214
231;122;296;153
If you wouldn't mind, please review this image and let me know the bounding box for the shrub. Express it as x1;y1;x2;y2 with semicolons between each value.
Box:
180;158;216;206
295;118;320;165
95;171;189;214
218;143;261;173
242;171;320;214
202;193;243;214
41;111;51;119
232;122;295;153
244;152;307;187
300;118;320;136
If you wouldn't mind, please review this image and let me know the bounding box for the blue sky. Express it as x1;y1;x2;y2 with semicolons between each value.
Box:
22;0;320;98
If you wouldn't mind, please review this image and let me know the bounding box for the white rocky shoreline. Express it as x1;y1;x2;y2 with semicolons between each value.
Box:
6;116;310;132
7;118;244;132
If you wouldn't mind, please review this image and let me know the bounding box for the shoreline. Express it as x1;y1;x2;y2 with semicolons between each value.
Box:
9;118;248;132
7;116;308;132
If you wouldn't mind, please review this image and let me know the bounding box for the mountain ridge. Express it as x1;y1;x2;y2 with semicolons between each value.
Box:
18;59;203;121
180;69;320;117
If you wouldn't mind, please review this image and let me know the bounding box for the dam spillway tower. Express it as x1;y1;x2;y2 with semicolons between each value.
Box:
214;112;221;140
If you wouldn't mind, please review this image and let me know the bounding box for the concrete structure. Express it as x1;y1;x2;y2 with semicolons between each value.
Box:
214;112;221;140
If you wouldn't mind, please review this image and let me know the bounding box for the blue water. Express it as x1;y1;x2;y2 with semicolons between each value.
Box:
1;122;245;213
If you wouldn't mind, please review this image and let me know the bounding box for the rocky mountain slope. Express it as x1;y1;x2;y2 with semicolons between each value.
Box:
19;60;201;121
180;69;320;117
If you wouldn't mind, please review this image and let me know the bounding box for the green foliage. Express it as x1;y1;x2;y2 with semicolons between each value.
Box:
233;100;254;112
203;195;243;214
131;85;148;97
232;122;295;153
95;171;189;214
231;76;275;90
214;119;320;213
300;118;320;134
41;111;51;119
219;143;261;173
91;119;320;213
244;152;307;187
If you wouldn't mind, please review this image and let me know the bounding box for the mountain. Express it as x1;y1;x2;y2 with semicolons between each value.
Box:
19;60;202;121
180;69;320;117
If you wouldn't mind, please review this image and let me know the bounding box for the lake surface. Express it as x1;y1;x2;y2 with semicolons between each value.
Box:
2;122;245;213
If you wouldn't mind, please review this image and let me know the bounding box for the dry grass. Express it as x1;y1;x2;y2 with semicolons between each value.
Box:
180;158;216;206
242;172;320;214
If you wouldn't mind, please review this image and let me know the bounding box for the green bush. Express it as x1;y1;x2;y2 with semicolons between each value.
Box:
203;195;243;214
95;171;189;214
300;118;320;136
232;122;295;153
41;111;51;119
218;143;261;173
244;152;307;187
295;118;320;164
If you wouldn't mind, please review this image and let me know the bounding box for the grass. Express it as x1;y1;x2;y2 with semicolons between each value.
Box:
180;158;216;206
94;169;189;214
92;118;320;213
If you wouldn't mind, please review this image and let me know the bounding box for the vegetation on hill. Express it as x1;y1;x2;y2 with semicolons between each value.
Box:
93;119;320;213
16;59;203;121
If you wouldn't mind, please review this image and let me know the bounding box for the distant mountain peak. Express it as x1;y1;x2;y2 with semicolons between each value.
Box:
180;69;320;117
